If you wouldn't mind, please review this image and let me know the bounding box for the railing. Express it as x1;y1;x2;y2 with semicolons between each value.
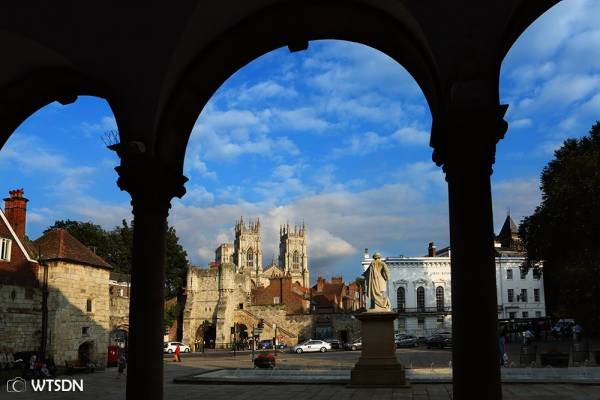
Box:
394;306;452;315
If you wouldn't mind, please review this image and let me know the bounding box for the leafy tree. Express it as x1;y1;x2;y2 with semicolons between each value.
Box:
520;121;600;333
44;219;188;297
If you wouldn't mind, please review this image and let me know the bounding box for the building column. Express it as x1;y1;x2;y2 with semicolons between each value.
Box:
432;102;508;400
111;144;187;400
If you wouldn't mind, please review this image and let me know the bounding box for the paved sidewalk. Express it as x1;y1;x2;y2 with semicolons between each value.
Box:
3;363;600;399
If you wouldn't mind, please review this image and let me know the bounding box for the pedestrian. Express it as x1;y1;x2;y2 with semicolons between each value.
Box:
573;323;583;342
498;328;506;367
174;344;181;362
117;353;127;378
523;329;534;345
0;348;7;370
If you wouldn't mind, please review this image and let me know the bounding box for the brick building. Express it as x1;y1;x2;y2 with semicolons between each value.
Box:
0;188;129;368
252;275;310;314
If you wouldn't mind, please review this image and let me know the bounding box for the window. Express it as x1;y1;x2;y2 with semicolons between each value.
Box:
533;269;541;280
520;289;528;302
436;286;444;311
509;312;516;319
397;317;406;331
437;316;445;328
507;289;514;302
416;287;425;312
522;312;529;318
247;248;254;268
535;311;542;318
534;289;540;302
417;317;425;329
0;238;12;261
396;287;405;312
520;268;527;279
82;327;90;336
292;251;300;270
86;299;93;312
119;288;124;297
273;296;280;304
506;269;513;280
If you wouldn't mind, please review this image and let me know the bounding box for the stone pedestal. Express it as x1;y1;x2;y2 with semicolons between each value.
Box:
350;311;408;388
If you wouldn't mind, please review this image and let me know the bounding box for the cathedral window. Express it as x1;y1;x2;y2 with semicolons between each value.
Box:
292;251;300;269
247;248;254;268
436;286;444;311
416;286;425;312
396;287;405;312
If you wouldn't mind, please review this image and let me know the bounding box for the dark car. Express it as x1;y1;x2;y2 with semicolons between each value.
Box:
253;353;275;369
395;335;419;348
344;338;362;351
324;338;342;349
259;340;274;349
425;334;452;349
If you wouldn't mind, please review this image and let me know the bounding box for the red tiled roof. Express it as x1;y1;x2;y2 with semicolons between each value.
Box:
33;228;112;270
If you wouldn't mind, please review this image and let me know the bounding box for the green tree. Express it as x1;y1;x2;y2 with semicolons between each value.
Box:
44;219;189;296
520;121;600;333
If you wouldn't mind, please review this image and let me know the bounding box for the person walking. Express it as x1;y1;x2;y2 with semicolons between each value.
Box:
498;327;507;367
174;344;181;362
117;353;127;378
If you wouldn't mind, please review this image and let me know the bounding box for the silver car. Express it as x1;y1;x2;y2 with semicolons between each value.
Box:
291;340;331;354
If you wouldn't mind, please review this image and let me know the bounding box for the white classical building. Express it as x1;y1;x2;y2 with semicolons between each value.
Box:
361;215;547;336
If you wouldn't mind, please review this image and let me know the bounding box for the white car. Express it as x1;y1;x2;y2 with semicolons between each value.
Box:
291;340;331;354
163;341;191;353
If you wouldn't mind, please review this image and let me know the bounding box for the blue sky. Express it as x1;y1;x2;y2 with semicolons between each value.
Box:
1;0;599;283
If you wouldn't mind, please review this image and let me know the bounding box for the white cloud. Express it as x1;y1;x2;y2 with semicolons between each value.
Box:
492;177;542;232
331;131;390;157
392;126;430;146
236;80;298;102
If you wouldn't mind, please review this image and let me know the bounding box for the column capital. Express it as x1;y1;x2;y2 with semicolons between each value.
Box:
431;104;509;178
110;142;188;216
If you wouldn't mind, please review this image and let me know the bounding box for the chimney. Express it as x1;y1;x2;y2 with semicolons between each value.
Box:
317;276;325;292
428;242;436;257
4;188;28;239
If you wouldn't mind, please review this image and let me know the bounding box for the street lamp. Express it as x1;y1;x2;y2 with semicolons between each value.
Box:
274;324;277;356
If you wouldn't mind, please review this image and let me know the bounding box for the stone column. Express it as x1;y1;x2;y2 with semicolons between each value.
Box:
111;144;187;400
432;103;508;400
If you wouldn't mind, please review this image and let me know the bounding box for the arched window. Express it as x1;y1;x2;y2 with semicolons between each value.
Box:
292;251;300;269
416;286;425;312
247;248;254;268
396;287;405;312
436;286;444;311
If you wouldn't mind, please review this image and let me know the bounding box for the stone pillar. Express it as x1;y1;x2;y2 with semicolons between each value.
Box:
350;311;407;387
432;102;508;400
111;144;187;400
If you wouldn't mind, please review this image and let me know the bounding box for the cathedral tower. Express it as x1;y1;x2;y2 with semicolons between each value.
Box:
233;217;262;277
278;222;309;287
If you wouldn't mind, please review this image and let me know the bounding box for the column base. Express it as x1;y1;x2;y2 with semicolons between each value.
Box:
349;311;409;388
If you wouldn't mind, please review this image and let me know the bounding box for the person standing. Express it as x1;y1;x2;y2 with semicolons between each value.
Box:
117;353;127;378
498;327;507;367
174;344;181;362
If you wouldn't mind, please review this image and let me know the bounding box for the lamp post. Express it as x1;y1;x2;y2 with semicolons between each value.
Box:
274;324;277;355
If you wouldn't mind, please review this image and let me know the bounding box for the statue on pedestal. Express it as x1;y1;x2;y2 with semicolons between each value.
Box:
365;252;391;311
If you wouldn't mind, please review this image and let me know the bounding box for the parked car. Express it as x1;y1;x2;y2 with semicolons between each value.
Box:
291;340;331;354
425;334;452;349
163;341;191;353
344;338;362;351
324;338;342;349
395;335;419;348
259;339;274;350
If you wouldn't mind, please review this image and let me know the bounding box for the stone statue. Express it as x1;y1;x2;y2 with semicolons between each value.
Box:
366;252;391;311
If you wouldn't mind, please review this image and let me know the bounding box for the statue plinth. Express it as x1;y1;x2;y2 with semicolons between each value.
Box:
350;311;408;388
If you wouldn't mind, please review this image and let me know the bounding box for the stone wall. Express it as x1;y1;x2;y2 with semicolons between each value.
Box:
182;267;221;347
43;261;110;368
109;295;129;335
0;284;42;352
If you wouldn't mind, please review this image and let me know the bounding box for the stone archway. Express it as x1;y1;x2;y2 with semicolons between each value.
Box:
78;340;95;366
194;321;216;351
